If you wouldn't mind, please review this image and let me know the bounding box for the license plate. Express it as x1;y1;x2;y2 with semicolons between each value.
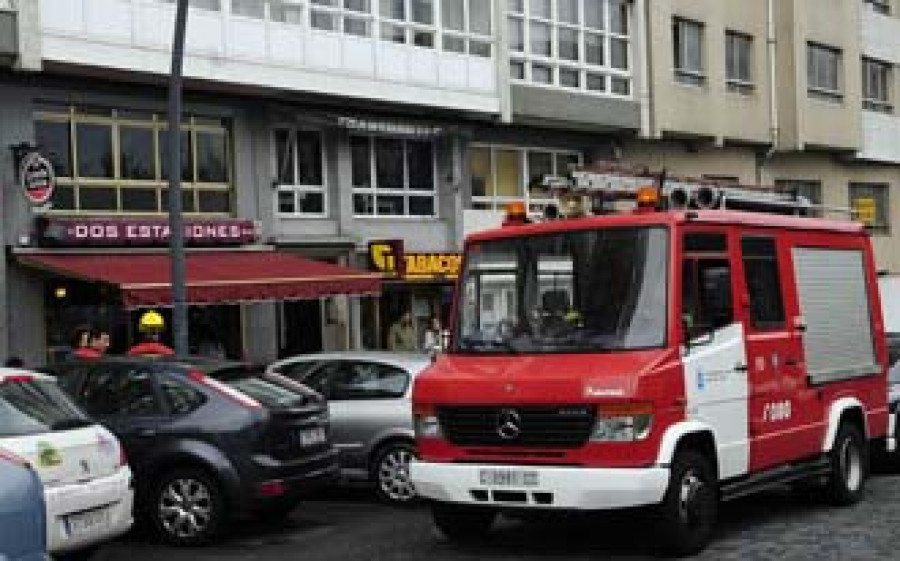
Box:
297;427;326;447
478;469;539;487
65;506;111;538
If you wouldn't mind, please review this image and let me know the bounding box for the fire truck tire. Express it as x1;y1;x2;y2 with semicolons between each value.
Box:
825;422;867;506
656;450;718;557
430;502;497;542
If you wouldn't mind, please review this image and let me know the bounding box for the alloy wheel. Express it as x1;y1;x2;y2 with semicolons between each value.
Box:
158;477;214;539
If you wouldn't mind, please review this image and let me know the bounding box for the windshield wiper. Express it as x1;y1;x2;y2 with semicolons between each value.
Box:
51;418;94;431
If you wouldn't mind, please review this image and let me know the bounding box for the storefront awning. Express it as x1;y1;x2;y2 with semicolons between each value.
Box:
17;250;382;308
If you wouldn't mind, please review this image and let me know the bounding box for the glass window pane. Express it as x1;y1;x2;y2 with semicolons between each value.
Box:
586;32;604;65
380;0;405;19
530;22;550;56
532;63;552;84
559;68;580;87
162;189;196;213
587;73;606;91
527;151;552;197
278;190;296;213
345;16;371;36
529;0;550;19
469;40;491;57
375;138;404;189
351;136;371;188
558;0;578;24
345;0;369;12
196;131;228;183
508;0;523;13
508;17;524;51
408;140;433;190
610;0;628;34
510;60;525;79
555;152;579;174
121;188;158;212
159;130;193;182
611;38;628;70
409;196;434;216
51;185;75;210
443;35;466;52
381;23;406;43
275;129;294;184
354;193;374;214
270;3;304;23
311;10;338;30
585;0;603;30
120;127;154;180
470;147;493;197
469;0;490;35
35;120;72;177
76;123;113;178
412;0;433;24
495;150;521;197
558;28;579;61
377;195;405;215
296;131;323;185
611;76;630;95
231;0;265;18
79;186;118;210
297;192;325;214
198;190;231;213
413;30;435;48
441;0;464;30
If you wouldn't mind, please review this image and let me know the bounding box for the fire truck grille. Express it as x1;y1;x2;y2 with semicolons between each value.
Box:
437;405;596;448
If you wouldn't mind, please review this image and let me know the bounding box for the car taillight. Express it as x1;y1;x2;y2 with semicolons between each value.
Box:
119;445;128;468
0;447;31;469
188;370;262;409
259;480;286;497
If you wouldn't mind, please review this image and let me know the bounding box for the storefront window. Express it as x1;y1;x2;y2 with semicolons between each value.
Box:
273;128;326;216
351;135;437;217
35;105;233;215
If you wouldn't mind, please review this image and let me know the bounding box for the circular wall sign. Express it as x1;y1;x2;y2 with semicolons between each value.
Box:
20;152;56;206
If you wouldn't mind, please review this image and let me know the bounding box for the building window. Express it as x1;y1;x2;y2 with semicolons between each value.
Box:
469;145;581;214
351;136;436;217
775;179;823;217
849;183;890;235
673;18;704;86
863;0;891;15
507;0;632;96
378;0;436;47
862;57;893;113
725;31;753;94
274;129;326;216
440;0;492;57
807;42;843;102
35;105;232;215
164;0;221;10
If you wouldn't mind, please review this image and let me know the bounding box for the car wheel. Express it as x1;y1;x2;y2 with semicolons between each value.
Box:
826;422;867;506
431;502;497;542
655;450;718;557
151;467;226;546
371;441;418;505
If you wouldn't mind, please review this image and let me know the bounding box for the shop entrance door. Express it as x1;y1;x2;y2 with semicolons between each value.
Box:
280;300;323;357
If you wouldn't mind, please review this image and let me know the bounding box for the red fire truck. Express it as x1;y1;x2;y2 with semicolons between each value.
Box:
410;168;893;555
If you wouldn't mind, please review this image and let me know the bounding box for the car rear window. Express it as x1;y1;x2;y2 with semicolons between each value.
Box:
209;367;311;409
0;378;91;437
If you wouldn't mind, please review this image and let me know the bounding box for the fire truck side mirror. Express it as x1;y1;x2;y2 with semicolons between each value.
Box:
682;315;714;352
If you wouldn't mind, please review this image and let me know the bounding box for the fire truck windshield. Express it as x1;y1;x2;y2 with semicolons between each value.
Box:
455;226;669;354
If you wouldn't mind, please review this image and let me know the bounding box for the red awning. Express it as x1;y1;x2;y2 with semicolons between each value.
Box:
18;250;381;308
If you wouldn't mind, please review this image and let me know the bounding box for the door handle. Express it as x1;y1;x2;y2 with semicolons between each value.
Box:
136;428;157;438
734;363;748;372
784;357;799;367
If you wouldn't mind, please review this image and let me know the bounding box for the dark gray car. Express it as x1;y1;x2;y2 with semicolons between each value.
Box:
268;352;431;504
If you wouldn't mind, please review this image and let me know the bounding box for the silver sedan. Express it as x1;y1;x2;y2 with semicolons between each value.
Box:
267;351;432;504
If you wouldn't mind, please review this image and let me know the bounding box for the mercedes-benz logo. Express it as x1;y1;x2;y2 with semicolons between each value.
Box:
496;408;522;440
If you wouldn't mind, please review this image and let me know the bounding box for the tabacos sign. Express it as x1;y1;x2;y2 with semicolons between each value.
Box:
19;151;56;206
369;240;462;281
37;217;259;247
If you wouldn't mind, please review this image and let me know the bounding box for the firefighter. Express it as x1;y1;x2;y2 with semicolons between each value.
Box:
128;310;175;357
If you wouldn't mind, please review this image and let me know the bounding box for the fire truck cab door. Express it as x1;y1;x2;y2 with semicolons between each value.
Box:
680;231;749;480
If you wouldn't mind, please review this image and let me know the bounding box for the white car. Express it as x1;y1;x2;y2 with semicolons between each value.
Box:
0;368;133;557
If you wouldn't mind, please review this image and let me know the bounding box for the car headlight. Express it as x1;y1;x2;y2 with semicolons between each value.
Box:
591;403;653;442
414;414;442;438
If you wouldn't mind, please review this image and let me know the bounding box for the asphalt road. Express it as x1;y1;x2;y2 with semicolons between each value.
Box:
96;473;900;561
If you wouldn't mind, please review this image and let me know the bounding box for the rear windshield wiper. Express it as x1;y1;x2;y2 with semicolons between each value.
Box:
51;418;94;431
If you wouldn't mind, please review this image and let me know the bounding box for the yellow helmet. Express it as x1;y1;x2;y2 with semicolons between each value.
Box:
138;310;165;333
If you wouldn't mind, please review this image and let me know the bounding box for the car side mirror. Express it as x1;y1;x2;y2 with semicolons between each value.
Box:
682;316;714;353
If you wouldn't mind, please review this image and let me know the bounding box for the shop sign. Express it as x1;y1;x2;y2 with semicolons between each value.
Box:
19;151;56;206
369;240;462;281
37;217;259;247
336;116;444;138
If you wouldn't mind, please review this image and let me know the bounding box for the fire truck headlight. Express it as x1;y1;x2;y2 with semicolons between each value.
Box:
591;403;653;442
414;414;442;438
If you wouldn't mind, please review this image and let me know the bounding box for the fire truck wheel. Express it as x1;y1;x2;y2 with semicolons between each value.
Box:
430;502;497;542
656;450;718;557
825;422;867;506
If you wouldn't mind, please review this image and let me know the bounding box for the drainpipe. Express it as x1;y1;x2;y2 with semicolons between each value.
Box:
496;0;512;123
636;0;652;138
766;0;779;158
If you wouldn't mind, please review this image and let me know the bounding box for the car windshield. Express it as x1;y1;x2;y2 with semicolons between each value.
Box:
210;366;311;409
455;226;669;354
0;377;92;437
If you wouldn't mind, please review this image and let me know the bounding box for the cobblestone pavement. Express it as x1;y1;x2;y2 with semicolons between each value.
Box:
96;474;900;561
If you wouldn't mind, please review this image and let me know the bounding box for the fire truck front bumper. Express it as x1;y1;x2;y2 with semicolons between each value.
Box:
410;461;669;510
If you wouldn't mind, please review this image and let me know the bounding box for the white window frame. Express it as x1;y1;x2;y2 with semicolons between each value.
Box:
673;17;705;86
273;127;328;218
377;0;438;48
440;0;494;58
469;144;583;213
807;42;843;102
862;57;893;113
508;0;632;98
725;30;753;93
351;136;438;218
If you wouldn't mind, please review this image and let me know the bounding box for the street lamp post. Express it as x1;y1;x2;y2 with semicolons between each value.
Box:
167;0;189;356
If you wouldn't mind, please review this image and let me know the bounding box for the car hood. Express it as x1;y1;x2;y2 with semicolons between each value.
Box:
414;349;675;404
